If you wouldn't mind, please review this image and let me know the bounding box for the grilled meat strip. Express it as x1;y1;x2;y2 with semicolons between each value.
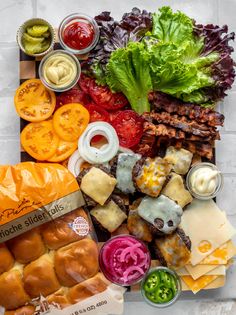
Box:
142;112;218;138
143;121;220;141
149;92;225;127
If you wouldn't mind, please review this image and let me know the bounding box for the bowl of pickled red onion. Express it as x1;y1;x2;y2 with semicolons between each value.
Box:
99;235;151;286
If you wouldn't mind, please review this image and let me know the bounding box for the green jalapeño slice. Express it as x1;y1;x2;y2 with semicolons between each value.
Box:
141;267;181;308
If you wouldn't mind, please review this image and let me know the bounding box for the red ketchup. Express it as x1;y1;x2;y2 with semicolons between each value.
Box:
63;21;94;50
99;235;151;286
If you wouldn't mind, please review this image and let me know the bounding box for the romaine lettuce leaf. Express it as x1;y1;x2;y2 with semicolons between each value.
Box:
106;42;152;113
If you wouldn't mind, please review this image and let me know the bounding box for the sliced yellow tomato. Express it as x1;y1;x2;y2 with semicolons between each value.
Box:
53;103;90;141
14;79;56;122
21;120;59;160
47;139;77;162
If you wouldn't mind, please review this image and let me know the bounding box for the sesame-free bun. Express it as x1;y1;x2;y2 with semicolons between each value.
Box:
7;228;45;264
0;269;30;310
41;208;89;250
54;239;99;287
0;243;14;274
23;253;60;298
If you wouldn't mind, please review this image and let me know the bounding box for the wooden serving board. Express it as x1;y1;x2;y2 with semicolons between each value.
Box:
19;43;216;293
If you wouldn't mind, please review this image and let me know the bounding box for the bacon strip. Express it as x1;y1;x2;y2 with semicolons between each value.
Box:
142;112;218;138
149;92;224;127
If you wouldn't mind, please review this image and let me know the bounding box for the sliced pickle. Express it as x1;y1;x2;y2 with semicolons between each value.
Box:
27;25;49;37
23;32;44;43
42;31;50;38
23;40;47;54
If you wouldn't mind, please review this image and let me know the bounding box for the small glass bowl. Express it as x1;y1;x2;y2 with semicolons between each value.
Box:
39;50;81;92
58;13;100;55
186;162;223;200
17;18;56;57
141;266;181;308
99;235;151;287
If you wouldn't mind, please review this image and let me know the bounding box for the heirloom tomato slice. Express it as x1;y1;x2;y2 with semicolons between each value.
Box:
20;120;59;160
14;79;56;122
86;104;110;123
111;110;144;148
78;74;94;93
89;80;128;110
56;87;90;108
47;139;77;162
53;103;90;141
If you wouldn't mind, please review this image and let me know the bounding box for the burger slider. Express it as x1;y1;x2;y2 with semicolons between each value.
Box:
110;153;141;194
153;228;191;269
23;253;60;298
41;208;89;250
138;195;183;235
7;228;45;264
77;166;117;206
54;238;99;287
133;157;172;197
90;195;127;233
0;243;14;275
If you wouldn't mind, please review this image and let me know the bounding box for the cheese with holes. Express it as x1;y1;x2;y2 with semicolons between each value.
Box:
180;199;236;265
90;200;127;233
181;275;225;291
162;173;193;208
178;265;226;279
181;274;219;293
81;167;117;205
199;240;236;265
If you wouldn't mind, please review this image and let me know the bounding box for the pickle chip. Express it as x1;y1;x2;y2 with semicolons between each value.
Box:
27;25;49;37
23;40;45;54
23;32;44;43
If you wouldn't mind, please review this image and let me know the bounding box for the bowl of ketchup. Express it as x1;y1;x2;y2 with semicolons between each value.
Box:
58;13;99;55
99;235;151;287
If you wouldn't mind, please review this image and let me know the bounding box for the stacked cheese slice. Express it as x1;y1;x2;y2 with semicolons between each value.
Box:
178;199;236;293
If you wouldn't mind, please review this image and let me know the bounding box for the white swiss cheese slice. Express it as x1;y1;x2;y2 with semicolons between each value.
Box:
180;199;236;265
177;265;226;279
81;167;117;205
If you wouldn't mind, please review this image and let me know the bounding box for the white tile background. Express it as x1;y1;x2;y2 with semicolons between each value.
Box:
0;0;236;314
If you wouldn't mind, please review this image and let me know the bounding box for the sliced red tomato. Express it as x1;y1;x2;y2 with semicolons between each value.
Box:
111;110;144;148
56;87;90;109
78;74;94;94
86;104;110;142
87;104;110;123
89;79;128;111
109;111;122;122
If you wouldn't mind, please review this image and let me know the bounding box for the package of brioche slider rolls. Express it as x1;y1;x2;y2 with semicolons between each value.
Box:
0;162;125;315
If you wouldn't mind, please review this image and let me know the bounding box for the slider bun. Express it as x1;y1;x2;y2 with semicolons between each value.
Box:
0;243;14;274
47;288;71;309
5;305;35;315
68;273;109;304
41;208;89;250
0;269;30;310
7;228;45;264
54;238;99;287
23;253;60;298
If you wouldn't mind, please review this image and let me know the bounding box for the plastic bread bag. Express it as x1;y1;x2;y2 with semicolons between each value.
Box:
0;162;126;315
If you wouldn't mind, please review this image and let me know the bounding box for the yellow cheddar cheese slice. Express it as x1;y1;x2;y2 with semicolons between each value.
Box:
180;199;236;265
181;275;225;291
181;274;218;294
